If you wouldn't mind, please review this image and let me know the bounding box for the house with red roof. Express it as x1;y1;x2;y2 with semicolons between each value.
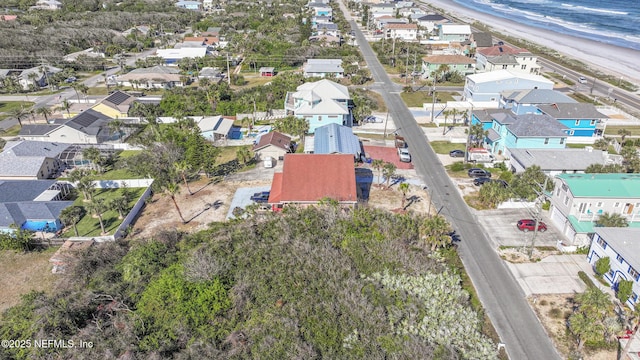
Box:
268;154;357;211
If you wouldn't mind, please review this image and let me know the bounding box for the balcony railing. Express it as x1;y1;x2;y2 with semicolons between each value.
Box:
575;211;640;223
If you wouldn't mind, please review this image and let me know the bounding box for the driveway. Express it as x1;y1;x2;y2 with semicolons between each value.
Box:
226;186;271;220
476;208;564;248
363;145;414;170
506;255;593;296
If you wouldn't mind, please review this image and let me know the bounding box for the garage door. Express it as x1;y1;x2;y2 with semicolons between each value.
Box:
550;206;567;229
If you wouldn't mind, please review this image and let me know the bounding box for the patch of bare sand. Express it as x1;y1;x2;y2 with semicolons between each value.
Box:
0;249;57;315
367;183;430;214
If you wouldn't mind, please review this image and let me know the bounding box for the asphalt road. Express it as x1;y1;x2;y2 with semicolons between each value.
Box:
342;4;561;358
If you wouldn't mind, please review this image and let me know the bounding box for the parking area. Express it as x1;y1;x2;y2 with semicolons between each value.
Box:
506;255;591;296
226;186;271;219
363;145;414;170
476;208;564;248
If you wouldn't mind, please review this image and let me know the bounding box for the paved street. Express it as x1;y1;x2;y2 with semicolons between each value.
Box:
340;0;561;357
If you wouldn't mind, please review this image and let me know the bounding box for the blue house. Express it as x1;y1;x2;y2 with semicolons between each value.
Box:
310;123;361;158
500;89;576;115
0;180;73;233
536;103;608;137
485;112;568;157
284;79;353;134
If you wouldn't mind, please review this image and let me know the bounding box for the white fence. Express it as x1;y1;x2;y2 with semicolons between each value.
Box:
236;109;286;122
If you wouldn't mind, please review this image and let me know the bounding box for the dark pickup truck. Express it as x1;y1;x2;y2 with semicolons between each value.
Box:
250;191;270;203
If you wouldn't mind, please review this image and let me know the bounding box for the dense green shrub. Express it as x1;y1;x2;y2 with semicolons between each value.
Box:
616;279;634;303
595;257;611;276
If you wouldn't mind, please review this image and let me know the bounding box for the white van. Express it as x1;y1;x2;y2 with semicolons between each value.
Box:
263;157;274;168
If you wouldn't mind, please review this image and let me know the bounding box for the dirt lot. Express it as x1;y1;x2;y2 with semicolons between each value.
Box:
0;249;57;315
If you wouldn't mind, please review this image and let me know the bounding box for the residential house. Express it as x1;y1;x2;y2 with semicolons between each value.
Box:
259;67;276;77
437;24;471;43
308;3;332;19
369;3;396;18
303;59;344;78
197;116;236;141
18;66;62;91
198;67;222;80
587;227;640;309
308;123;361;158
116;66;184;89
537;103;608;138
91;91;136;119
175;0;202;10
421;54;475;79
470;32;493;50
177;36;218;49
253;131;292;160
0;141;69;180
267;154;357;210
484;112;568;157
475;44;540;74
471;108;513;131
19;109;114;144
508;148;619;175
202;0;213;10
309;35;341;46
413;13;448;35
155;48;207;65
500;89;576;115
314;22;340;37
549;173;640;245
33;0;62;10
0;180;73;233
63;48;105;63
284;79;353;133
463;70;554;103
311;15;332;27
376;16;408;30
385;23;419;41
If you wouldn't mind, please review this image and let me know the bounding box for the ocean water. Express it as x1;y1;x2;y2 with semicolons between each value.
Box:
453;0;640;50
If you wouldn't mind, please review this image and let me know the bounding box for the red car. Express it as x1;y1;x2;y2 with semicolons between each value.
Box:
517;219;547;232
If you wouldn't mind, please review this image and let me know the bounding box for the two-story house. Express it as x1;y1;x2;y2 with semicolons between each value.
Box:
413;13;448;35
437;24;471;43
308;2;332;19
536;103;608;138
303;59;344;78
463;70;554;103
90;91;137;119
385;23;418;41
284;79;353;134
475;44;540;74
587;227;640;309
19;109;115;144
549;173;640;246
500;89;576;115
0;141;69;180
421;54;475;79
484;112;568;157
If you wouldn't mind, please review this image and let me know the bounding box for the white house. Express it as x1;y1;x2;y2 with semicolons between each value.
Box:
549;173;640;246
438;24;471;43
303;59;344;78
587;227;640;309
508;148;619;176
475;44;540;75
385;23;419;41
463;70;554;103
116;66;184;89
155;48;207;65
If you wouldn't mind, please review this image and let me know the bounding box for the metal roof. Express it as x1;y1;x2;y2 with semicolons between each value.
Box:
595;228;640;270
501;89;576;104
556;173;640;198
313;123;361;156
537;103;608;120
509;148;608;171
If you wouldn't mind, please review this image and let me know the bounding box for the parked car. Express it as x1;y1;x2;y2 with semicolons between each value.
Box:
65;76;77;83
397;147;411;162
578;76;587;84
517;219;547;232
467;168;491;178
250;191;270;203
449;149;465;158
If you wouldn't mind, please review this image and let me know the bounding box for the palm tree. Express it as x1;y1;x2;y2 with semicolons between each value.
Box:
419;215;453;251
58;99;72;118
82;147;103;173
621;306;640;359
372;159;384;186
86;198;108;235
109;197;129;219
7;106;29;128
68;168;94;201
164;182;186;223
236;147;251;165
35;106;53;122
593;138;610;151
59;206;85;236
595;212;629;227
399;183;409;209
174;160;193;195
442;109;452;135
383;162;397;188
108;118;125;142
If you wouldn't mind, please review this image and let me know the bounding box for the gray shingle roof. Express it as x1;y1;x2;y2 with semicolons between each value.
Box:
313;123;361;156
0;201;74;228
19;124;61;136
509;148;608;171
2;140;68;157
501;89;576;104
0;141;68;178
537;103;608;120
0;180;58;202
475;108;511;123
506;114;568;137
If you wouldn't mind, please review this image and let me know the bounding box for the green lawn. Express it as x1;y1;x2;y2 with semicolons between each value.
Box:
566;143;589;148
0;125;21;137
429;141;465;154
63;187;147;238
604;125;640;136
96;168;140;180
400;91;456;108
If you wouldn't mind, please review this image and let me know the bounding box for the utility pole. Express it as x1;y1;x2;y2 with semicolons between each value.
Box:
226;53;231;85
383;111;389;138
430;72;438;124
526;177;549;259
463;102;473;164
405;46;410;84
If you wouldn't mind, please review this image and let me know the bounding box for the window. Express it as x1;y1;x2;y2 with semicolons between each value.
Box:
521;65;526;70
564;196;569;205
560;138;565;144
617;254;624;263
590;120;596;126
575;120;580;126
596;237;606;248
629;267;640;281
633;293;638;302
556;187;561;196
569;130;575;135
561;184;568;191
614;202;621;208
597;202;603;207
544;138;549;144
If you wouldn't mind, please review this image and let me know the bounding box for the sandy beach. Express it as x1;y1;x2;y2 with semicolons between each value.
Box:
423;0;640;86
